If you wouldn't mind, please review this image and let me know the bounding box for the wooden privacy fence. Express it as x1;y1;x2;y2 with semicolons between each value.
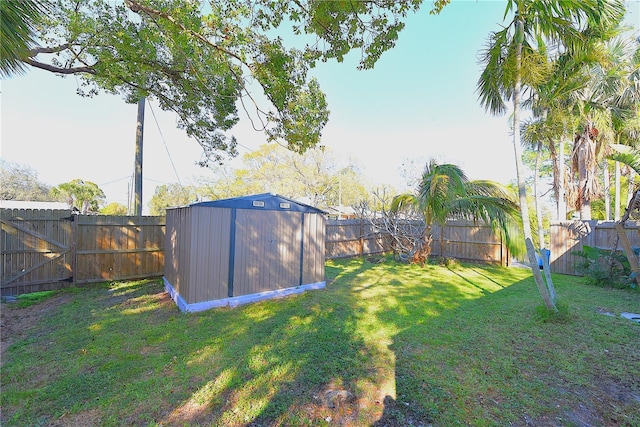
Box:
325;219;386;259
2;209;507;296
549;220;640;275
1;209;74;296
1;209;164;296
325;218;509;265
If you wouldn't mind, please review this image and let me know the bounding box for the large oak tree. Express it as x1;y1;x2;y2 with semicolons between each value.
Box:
4;0;431;165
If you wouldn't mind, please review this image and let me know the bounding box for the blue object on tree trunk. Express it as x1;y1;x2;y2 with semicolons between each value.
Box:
536;249;550;269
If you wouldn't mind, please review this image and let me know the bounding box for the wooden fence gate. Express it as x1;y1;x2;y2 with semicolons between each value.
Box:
1;209;75;295
1;209;166;296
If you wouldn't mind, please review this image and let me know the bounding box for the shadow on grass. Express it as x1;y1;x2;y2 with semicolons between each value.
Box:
369;261;640;426
2;261;381;425
0;259;515;425
2;259;638;426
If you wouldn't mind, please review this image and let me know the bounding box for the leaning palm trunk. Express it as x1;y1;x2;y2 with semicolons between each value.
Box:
534;141;557;303
615;187;640;288
513;20;557;312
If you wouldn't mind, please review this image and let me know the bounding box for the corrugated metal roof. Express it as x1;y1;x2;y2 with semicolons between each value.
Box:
189;193;326;214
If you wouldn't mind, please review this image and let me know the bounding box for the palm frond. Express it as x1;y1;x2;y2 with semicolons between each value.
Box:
399;158;525;257
477;28;511;115
608;146;640;175
390;193;419;213
0;0;48;77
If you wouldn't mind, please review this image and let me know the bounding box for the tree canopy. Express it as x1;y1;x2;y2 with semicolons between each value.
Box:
0;160;54;201
195;143;371;209
51;178;106;213
7;0;437;165
148;183;197;216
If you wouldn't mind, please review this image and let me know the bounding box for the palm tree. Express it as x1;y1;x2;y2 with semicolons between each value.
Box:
391;160;525;261
0;0;47;77
522;28;639;222
521;37;597;222
51;179;106;214
476;0;625;311
605;35;640;219
569;32;633;219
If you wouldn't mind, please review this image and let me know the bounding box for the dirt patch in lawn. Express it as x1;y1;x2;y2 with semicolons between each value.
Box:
0;294;73;367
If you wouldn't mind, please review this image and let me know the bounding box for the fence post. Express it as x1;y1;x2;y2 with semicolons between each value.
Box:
359;217;364;257
70;213;77;286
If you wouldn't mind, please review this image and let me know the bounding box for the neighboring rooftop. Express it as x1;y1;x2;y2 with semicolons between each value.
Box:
0;200;69;210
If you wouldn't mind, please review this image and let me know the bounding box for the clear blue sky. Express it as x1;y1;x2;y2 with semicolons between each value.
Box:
1;0;639;213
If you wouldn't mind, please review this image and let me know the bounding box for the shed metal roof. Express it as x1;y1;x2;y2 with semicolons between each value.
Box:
190;193;326;214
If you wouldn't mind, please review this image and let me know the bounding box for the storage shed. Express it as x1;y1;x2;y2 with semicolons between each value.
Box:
163;193;326;312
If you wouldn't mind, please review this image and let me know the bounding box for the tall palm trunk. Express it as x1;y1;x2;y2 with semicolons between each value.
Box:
604;161;610;220
534;140;556;302
550;134;568;220
614;161;621;220
575;121;598;220
627;169;635;212
558;134;568;220
513;19;557;312
534;141;545;249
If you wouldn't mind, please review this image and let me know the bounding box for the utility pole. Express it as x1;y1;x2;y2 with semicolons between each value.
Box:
133;97;145;216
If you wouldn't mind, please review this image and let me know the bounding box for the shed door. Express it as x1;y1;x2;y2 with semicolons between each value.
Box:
233;210;302;296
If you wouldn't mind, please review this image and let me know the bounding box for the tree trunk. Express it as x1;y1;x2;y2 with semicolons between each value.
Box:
615;161;621;220
577;137;591;219
575;123;597;220
534;141;545;249
513;19;557;312
558;135;567;220
535;141;556;303
604;161;611;220
615;222;640;288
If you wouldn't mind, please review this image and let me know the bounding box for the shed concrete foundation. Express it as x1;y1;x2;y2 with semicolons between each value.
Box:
164;277;325;313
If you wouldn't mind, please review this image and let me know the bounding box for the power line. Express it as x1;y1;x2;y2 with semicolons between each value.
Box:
143;177;175;184
99;175;132;186
148;101;182;186
143;14;262;162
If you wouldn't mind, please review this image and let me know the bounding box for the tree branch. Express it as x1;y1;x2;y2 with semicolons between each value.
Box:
29;43;70;56
23;58;96;74
124;0;245;65
125;0;251;123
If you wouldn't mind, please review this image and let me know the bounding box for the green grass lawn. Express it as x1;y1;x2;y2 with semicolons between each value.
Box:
1;257;638;426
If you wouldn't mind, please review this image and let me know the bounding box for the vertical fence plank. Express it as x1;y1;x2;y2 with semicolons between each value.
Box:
74;215;165;285
324;219;506;265
549;220;640;275
1;209;75;295
15;211;624;295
